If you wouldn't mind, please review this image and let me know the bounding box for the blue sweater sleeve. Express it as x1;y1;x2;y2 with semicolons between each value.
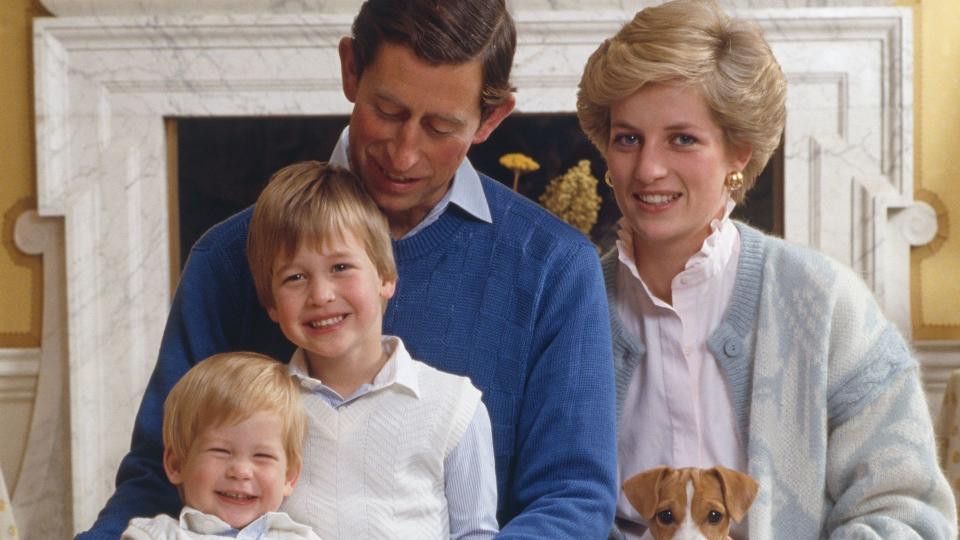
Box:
497;239;618;539
76;209;289;538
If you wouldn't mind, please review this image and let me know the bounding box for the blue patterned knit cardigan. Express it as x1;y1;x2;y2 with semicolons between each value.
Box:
604;222;957;539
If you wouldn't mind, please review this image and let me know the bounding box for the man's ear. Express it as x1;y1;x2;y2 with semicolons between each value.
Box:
339;37;359;103
472;95;515;145
163;446;185;486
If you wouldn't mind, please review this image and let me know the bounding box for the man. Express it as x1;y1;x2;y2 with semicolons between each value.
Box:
78;1;616;538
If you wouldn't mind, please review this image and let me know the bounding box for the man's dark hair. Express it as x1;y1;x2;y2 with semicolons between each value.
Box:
351;0;516;119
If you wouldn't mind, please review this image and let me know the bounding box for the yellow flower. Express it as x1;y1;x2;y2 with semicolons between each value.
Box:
499;153;540;173
499;153;540;191
539;160;602;237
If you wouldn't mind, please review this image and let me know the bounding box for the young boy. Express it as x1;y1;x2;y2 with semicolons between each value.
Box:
122;352;321;539
245;161;499;539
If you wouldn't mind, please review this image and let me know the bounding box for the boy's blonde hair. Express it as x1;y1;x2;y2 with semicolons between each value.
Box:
576;0;786;202
246;161;397;309
163;351;306;472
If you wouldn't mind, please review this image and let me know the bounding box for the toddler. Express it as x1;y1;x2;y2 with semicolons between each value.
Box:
122;351;320;539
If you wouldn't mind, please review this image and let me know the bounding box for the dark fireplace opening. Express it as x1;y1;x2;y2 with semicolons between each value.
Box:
176;115;782;273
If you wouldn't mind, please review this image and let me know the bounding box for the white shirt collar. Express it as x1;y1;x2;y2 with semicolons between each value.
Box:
616;199;739;302
329;126;492;239
288;335;421;399
179;506;304;537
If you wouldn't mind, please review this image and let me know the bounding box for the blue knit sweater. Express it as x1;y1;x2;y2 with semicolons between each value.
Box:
78;174;618;539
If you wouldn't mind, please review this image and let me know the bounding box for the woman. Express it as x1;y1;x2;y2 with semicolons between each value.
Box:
576;1;956;538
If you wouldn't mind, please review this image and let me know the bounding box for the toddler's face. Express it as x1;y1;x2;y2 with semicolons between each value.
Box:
164;410;297;529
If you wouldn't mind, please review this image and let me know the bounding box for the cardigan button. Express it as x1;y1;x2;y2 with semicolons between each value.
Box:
723;338;741;357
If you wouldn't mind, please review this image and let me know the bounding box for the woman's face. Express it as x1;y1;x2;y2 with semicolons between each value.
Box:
605;83;750;259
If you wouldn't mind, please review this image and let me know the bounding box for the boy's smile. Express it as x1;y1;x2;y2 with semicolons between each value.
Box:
163;411;297;529
268;229;396;390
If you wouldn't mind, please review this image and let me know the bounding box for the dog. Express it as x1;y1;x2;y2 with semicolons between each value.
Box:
622;466;758;540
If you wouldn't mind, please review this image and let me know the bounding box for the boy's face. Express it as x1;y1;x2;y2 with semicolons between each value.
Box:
267;229;396;368
164;410;297;529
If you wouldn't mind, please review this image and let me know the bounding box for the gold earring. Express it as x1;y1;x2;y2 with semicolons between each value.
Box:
725;171;744;191
604;171;615;188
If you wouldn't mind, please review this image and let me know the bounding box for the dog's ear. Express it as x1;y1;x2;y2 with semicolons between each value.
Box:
711;466;758;523
623;466;670;519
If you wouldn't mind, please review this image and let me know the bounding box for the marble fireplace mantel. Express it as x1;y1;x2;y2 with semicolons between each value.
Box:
25;1;936;535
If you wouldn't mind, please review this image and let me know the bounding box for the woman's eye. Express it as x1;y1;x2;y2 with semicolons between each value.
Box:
673;134;696;146
656;509;674;524
613;133;640;146
707;510;723;523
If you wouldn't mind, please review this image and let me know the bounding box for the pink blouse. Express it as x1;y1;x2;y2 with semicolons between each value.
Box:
613;202;748;538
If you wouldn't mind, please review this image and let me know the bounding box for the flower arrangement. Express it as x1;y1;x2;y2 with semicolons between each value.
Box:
539;160;602;237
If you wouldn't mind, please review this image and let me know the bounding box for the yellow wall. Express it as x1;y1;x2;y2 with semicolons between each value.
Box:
0;0;47;495
906;0;960;340
0;0;43;347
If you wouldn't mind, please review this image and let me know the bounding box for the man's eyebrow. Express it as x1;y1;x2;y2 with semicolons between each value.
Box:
373;90;404;109
373;90;466;127
433;114;466;127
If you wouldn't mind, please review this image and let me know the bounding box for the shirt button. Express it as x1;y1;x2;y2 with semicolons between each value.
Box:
723;338;741;357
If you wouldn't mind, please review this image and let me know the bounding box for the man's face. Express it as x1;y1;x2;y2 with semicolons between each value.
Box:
339;39;513;238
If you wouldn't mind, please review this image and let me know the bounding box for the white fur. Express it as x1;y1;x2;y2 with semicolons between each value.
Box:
671;480;708;540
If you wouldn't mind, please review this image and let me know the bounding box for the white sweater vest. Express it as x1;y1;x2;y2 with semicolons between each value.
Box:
281;359;481;539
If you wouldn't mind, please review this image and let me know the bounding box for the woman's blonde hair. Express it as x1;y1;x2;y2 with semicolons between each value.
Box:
163;351;307;472
576;0;786;201
246;161;397;309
